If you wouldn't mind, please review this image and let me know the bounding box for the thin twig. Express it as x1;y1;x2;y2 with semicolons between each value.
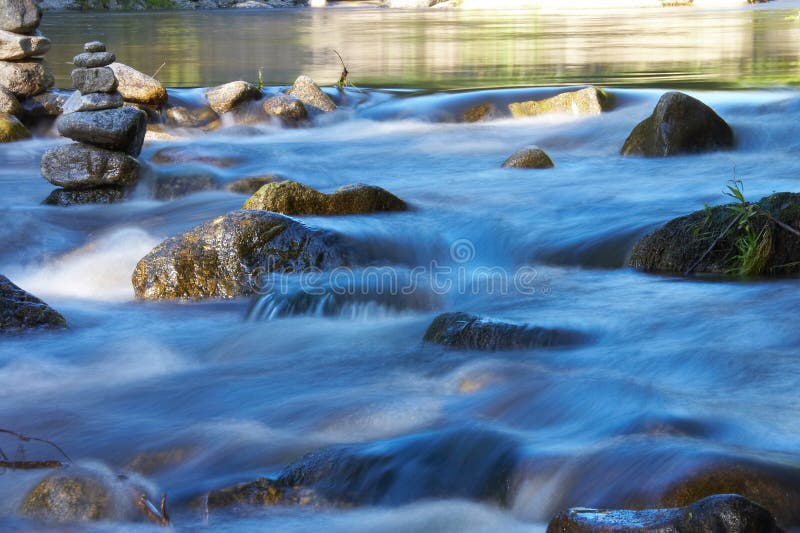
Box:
685;212;742;276
135;491;170;527
0;429;72;463
0;460;63;470
151;62;166;79
764;212;800;238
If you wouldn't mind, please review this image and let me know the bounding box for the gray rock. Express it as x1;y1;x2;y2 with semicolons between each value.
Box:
84;41;105;53
71;66;118;94
1;274;66;333
0;0;42;34
0;86;21;116
0;111;30;142
42;143;141;189
21;90;67;117
109;62;167;107
0;59;54;97
423;312;586;351
546;494;784;533
164;104;218;128
205;80;261;114
56;107;147;156
151;172;221;200
262;93;307;125
132;210;352;300
621;91;734;157
63;91;123;114
501;147;554;169
287;75;336;113
509;86;613;118
72;51;116;68
0;29;50;60
44;187;127;206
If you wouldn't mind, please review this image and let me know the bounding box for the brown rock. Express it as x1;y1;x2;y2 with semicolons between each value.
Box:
501;147;554;169
205;80;261;114
109;62;167;107
509;86;612;118
0;58;54;98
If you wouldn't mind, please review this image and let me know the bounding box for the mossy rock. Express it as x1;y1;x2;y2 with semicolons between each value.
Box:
0;111;31;142
630;192;800;276
621;91;734;157
509;86;613;118
225;175;281;195
1;274;66;333
501;147;554;169
243;180;408;216
462;102;497;123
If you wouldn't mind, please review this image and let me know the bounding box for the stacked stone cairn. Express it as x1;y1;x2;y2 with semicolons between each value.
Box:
0;0;54;141
41;41;147;206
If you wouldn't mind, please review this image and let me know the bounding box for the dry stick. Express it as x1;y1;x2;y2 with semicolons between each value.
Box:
0;429;72;463
0;460;63;470
765;212;800;238
684;212;743;276
135;491;170;527
152;62;166;79
332;49;348;88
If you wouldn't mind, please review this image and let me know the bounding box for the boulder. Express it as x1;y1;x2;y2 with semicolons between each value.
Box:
546;494;784;533
0;59;54;97
0;29;50;60
243;180;407;215
630;192;800;276
151;172;221;200
41;143;141;189
131;210;352;300
0;0;42;34
509;86;612;118
0;85;21;115
44;187;127;206
462;102;497;123
109;62;167;107
63;91;124;114
225;175;280;195
621;91;734;157
72;52;116;69
262;93;307;125
287;75;336;113
71;67;118;94
56;106;147;156
0;111;31;142
501;147;554;169
20;90;67;118
423;312;585;351
164;104;218;128
1;274;66;333
205;80;261;114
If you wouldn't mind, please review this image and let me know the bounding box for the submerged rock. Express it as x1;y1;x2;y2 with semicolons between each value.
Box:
41;143;141;189
205;80;261;114
546;494;784;533
0;85;21;115
21;90;66;118
262;93;307;125
0;58;53;97
108;62;167;107
150;145;242;167
243;180;408;216
0;0;42;34
1;274;66;333
462;102;497;123
56;106;147;156
0;111;31;142
164;103;218;128
630;192;800;276
131;210;352;300
225;175;280;195
287;75;336;114
509;86;612;118
0;29;50;61
621;91;734;157
423;312;585;351
150;171;221;200
501;147;554;169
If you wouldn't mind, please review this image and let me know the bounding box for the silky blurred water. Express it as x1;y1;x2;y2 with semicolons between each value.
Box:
2;3;800;532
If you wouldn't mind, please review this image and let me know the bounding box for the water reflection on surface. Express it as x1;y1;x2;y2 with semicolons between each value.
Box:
41;5;800;89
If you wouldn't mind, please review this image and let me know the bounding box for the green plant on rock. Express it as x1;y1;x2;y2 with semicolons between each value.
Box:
723;180;772;277
256;67;264;91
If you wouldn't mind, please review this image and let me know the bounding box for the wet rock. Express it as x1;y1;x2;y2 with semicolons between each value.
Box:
109;62;167;107
0;85;21;115
84;41;105;53
127;448;195;475
243;180;408;216
63;91;123;114
1;274;66;333
131;210;352;300
70;66;118;94
44;186;128;206
164;104;219;128
20;90;67;118
205;80;261;114
56;106;147;156
287;75;336;113
20;467;151;523
501;147;554;169
151;171;221;200
630;192;800;276
621;91;734;157
423;312;585;351
0;29;50;60
0;0;42;34
150;145;242;167
262;93;307;125
546;494;784;533
72;51;115;68
225;175;281;195
41;143;141;189
0;58;54;97
0;111;31;142
207;478;326;509
509;86;612;118
462;102;497;123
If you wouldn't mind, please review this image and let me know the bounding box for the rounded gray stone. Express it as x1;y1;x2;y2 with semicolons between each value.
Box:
71;67;118;94
56;106;147;156
84;41;106;53
41;143;141;189
63;91;124;114
0;29;50;61
0;0;42;34
0;59;54;97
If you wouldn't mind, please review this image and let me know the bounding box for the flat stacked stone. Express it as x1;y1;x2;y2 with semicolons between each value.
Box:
0;0;52;141
41;42;146;204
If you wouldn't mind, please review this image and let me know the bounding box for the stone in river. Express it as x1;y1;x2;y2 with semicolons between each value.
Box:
109;62;167;107
287;75;336;114
0;59;54;97
56;106;147;156
71;67;118;94
205;80;261;114
262;93;307;125
0;29;50;61
0;0;42;34
1;274;66;333
20;90;67;118
72;52;116;69
501;147;554;169
0;111;31;142
62;91;124;114
0;86;21;116
83;41;105;53
509;86;612;118
43;186;128;207
41;143;141;189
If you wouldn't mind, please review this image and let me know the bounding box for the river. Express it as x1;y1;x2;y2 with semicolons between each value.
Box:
2;3;800;532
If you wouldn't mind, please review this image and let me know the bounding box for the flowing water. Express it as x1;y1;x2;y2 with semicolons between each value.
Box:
2;4;800;532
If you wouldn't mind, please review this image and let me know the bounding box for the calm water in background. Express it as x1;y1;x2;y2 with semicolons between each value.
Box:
2;4;800;532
